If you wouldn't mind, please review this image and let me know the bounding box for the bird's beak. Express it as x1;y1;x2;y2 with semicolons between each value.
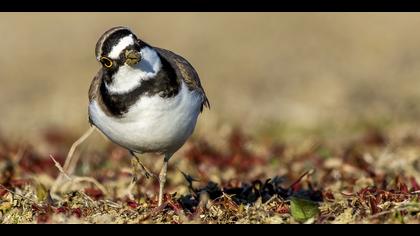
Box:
125;50;141;66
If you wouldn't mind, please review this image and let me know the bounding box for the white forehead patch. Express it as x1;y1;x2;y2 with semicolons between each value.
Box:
108;34;135;59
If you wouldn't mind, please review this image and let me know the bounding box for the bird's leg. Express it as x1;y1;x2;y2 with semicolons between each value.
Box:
158;154;171;207
124;152;157;199
130;151;156;179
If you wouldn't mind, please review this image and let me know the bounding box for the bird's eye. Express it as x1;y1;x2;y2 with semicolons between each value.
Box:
100;57;113;68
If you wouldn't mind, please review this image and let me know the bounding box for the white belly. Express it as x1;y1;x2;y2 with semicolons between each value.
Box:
89;83;203;154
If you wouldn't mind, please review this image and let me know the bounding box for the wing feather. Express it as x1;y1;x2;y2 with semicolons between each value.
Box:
154;47;210;111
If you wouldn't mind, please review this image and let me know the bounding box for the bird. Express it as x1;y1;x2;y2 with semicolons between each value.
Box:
87;26;210;206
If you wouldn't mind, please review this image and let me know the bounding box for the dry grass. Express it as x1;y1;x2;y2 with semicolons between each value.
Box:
1;125;420;224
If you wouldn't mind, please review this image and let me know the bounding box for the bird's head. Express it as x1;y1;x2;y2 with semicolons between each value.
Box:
94;26;162;93
95;26;144;71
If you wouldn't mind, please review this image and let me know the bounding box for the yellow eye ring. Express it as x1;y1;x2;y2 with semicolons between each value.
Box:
100;57;113;68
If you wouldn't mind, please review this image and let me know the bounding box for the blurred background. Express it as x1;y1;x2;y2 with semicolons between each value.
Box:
2;13;420;145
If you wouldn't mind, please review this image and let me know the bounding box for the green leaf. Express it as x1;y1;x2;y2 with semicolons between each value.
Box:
290;197;319;222
35;183;48;202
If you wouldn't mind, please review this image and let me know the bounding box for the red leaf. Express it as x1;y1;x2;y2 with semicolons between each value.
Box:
399;182;409;194
10;178;30;188
324;191;335;201
0;187;7;197
127;200;139;209
275;204;289;214
410;177;420;191
56;206;70;214
71;208;83;218
36;213;50;223
84;188;104;200
32;204;41;212
369;196;380;215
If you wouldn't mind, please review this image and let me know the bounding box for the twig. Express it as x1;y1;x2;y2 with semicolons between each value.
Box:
12;146;25;166
264;194;281;205
131;152;157;180
50;154;108;197
368;202;420;220
72;176;108;196
50;126;96;198
288;169;315;189
0;184;37;204
50;155;71;181
79;191;97;206
100;200;123;209
62;126;95;173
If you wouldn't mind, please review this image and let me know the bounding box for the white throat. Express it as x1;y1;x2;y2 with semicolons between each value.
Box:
105;47;162;94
